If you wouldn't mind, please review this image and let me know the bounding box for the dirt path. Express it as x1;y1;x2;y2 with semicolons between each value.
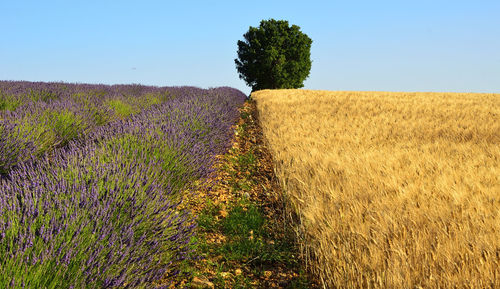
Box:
165;100;318;288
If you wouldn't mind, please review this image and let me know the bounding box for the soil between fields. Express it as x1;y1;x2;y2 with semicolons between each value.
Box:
161;100;318;288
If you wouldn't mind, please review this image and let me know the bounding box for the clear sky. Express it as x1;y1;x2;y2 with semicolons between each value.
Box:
1;0;499;94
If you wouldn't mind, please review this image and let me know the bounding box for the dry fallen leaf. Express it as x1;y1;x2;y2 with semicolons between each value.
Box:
219;209;228;218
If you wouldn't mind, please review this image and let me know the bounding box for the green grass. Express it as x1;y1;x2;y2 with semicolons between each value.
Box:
192;190;310;287
223;149;258;193
220;201;266;261
235;150;257;176
197;201;221;232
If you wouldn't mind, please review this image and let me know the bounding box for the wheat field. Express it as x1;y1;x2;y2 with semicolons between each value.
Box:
252;89;500;288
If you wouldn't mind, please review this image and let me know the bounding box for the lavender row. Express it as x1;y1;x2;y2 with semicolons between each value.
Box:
0;81;202;176
0;85;246;288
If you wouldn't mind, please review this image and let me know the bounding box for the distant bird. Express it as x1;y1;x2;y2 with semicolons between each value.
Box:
131;67;137;70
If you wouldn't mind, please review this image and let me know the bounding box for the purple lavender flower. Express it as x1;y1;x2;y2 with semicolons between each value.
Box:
0;81;245;288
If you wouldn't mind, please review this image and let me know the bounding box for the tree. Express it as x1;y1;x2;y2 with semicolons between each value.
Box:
235;19;312;92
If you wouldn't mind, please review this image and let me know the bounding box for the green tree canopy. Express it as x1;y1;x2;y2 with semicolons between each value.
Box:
235;19;312;92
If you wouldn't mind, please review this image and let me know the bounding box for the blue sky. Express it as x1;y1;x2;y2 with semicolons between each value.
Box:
1;0;499;94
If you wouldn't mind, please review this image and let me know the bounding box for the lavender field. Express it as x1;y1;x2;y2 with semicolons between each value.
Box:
0;81;246;288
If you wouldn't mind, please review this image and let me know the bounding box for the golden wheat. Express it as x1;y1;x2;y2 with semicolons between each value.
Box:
253;89;500;288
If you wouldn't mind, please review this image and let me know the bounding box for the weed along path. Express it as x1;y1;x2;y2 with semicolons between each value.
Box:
165;100;317;288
